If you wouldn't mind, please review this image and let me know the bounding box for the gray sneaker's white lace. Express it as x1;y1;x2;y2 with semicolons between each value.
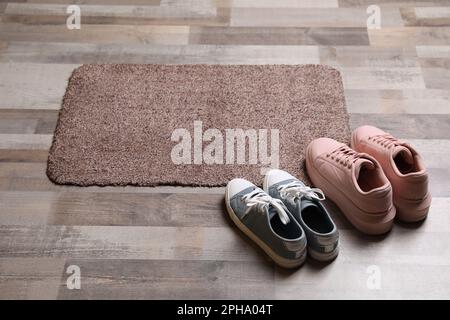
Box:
242;189;291;225
277;181;325;206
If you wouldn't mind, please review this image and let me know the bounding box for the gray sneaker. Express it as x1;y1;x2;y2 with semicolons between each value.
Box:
264;169;339;262
225;178;307;268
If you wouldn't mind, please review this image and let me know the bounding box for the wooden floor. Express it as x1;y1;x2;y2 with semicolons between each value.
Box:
1;0;450;300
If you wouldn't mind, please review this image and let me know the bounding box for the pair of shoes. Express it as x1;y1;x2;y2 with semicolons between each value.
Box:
306;125;431;235
225;169;339;269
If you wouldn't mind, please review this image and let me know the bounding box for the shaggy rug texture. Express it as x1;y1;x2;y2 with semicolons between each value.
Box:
47;64;350;187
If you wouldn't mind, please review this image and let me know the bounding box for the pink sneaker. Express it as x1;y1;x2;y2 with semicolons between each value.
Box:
351;125;431;222
306;138;395;235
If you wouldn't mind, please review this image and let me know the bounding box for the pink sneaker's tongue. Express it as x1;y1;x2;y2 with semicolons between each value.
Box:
354;158;375;180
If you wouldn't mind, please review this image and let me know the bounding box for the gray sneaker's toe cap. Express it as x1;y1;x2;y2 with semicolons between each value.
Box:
226;178;255;199
265;169;296;188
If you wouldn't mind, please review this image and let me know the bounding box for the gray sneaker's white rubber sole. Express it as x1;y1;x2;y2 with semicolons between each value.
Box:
225;187;306;269
308;246;339;262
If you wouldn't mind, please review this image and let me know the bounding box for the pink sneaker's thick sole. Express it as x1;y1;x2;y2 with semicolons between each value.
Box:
350;132;431;223
306;146;395;235
395;192;431;222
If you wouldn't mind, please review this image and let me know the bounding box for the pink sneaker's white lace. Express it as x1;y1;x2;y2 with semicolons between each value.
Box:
327;145;364;169
368;134;403;149
241;189;290;225
277;181;325;206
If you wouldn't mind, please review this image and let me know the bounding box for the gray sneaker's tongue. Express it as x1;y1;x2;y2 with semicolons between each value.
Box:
268;207;277;220
268;206;289;223
291;199;319;222
354;158;375;180
300;199;319;211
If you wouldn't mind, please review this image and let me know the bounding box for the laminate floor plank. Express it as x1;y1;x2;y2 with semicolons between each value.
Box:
0;257;66;299
231;7;403;27
0;63;78;109
0;23;191;45
0;42;321;64
338;0;450;8
349;114;450;139
345;89;450;114
56;259;275;299
369;27;450;46
189;27;369;46
0;149;49;163
218;0;338;9
401;6;450;27
2;2;229;26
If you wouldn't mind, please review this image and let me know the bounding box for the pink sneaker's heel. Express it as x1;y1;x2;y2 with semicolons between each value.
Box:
395;192;432;222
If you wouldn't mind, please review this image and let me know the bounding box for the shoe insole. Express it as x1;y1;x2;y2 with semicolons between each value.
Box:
394;152;414;174
301;205;333;234
269;209;302;240
357;166;385;192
